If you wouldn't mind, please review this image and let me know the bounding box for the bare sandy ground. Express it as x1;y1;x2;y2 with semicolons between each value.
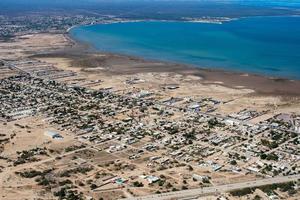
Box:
0;33;70;59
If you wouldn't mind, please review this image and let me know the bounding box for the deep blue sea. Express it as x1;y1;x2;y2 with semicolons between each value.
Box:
70;16;300;79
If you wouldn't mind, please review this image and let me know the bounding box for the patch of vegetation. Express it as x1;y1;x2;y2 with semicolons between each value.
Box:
35;175;56;186
59;179;73;186
54;187;84;200
14;147;48;166
260;153;278;161
230;187;253;196
16;169;53;178
90;183;98;190
261;139;278;149
132;181;144;187
64;144;86;152
230;181;296;197
230;160;237;165
208;118;224;128
60;166;93;177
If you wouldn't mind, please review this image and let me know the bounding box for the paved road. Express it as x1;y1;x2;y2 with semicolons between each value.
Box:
122;174;300;200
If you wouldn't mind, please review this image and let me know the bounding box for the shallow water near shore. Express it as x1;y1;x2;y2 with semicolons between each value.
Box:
70;16;300;79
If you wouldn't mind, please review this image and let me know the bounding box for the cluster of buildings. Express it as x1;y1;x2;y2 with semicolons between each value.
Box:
0;14;107;40
0;61;299;198
1;67;299;170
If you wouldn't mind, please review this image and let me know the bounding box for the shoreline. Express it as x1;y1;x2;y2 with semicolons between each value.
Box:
66;15;300;33
67;17;300;81
32;32;300;97
66;31;296;81
65;18;234;33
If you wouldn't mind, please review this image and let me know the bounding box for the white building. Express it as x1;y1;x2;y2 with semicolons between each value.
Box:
44;131;63;140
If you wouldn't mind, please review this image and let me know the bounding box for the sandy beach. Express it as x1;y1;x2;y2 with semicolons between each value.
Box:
30;32;300;97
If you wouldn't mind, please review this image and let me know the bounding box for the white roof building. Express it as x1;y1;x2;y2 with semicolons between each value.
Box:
44;131;63;140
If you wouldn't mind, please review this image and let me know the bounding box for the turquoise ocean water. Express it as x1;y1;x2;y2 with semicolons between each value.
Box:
70;16;300;79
